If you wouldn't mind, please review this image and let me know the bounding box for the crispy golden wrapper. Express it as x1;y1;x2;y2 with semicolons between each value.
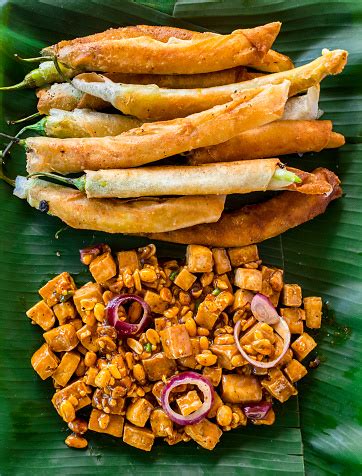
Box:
13;177;226;234
146;169;342;246
26;81;290;174
188;120;345;164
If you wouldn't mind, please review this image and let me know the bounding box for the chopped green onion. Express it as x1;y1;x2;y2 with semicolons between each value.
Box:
169;270;179;281
144;343;152;353
212;288;222;296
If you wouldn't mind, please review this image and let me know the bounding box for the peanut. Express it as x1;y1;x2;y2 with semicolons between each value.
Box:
216;405;233;427
146;328;160;345
140;268;157;283
185;317;197;337
195;352;217;366
59;400;75;423
126;338;143;355
94;303;105;322
199;336;209;351
84;351;97;367
65;433;88;449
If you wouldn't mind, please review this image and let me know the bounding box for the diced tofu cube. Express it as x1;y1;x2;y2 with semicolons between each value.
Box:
282;284;302;307
221;374;262;403
150;408;173;437
76;324;99;352
116;250;140;272
177;390;203;416
285;359;308;383
234;268;262;292
207;391;223;418
202;367;222;387
210;344;241;370
88;409;124;437
31;343;59;380
228;245;259;266
43;323;79;352
89;252;117;283
185;419;222;450
178;337;200;369
144;290;168;314
212;248;232;274
291;333;317;361
214;273;233;293
280;308;304;334
304;296;322;329
231;289;254;311
26;300;55;331
186;245;213;273
39;272;76;307
261;266;283;307
52;351;81;387
85;367;99;387
240;322;274;347
262;369;297;403
154;317;168;332
53;301;77;325
173;267;197;291
52;380;91;416
123;423;155;451
73;282;103;318
195;295;220;330
126;398;154;427
160;324;193;359
142;352;177;381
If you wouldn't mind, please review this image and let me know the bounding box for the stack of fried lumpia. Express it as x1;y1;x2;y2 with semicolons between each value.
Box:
2;24;346;245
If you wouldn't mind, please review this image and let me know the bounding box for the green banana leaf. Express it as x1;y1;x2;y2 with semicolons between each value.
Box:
0;0;361;474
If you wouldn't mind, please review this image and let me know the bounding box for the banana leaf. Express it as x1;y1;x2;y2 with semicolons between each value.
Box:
0;0;361;474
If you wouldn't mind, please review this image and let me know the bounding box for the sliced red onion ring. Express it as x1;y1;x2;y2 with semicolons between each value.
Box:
234;294;291;369
251;293;279;325
79;243;110;264
243;402;272;420
161;371;214;426
106;294;151;336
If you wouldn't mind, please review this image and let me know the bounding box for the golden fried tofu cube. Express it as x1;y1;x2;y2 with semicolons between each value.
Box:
85;366;99;386
89;252;117;283
285;359;308;383
116;250;140;272
52;351;81;387
214;273;233;293
31;343;59;380
291;332;317;361
76;324;99;352
211;248;232;275
26;300;55;331
203;367;222;387
123;423;155;451
73;282;103;318
210;344;241;370
43;323;79;352
282;284;302;307
221;374;262;403
262;369;297;403
186;245;213;273
252;408;275;426
173;267;197;291
144;290;168;314
150;408;173;437
261;266;284;306
39;272;76;307
126;398;154;427
240;322;274;346
231;289;254;311
280;308;304;334
53;301;77;325
160;324;193;359
178;337;200;369
142;352;177;381
304;296;322;329
154;317;168;332
176;390;203;416
207;391;223;418
185;419;222;450
52;380;91;415
234;268;262;292
195;295;220;330
88;408;124;437
228;245;259;266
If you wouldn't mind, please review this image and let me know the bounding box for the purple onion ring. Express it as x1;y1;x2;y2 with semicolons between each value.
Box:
161;371;214;426
243;402;272;420
106;294;151;336
79;243;110;264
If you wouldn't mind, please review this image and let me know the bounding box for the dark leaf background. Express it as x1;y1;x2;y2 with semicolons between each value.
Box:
0;1;361;474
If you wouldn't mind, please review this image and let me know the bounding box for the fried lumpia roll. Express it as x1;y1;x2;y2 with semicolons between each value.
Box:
44;25;293;74
188;120;345;164
51;23;282;75
26;81;290;174
146;168;342;246
13;177;226;233
36;160;331;198
72;49;347;120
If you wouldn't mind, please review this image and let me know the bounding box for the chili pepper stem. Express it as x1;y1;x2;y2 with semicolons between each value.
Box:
0;80;28;91
7;112;41;125
14;54;53;63
27;172;86;192
52;56;72;85
0;152;15;187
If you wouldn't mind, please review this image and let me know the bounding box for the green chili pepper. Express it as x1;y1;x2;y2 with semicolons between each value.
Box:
27;172;86;192
169;270;179;281
212;288;222;296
